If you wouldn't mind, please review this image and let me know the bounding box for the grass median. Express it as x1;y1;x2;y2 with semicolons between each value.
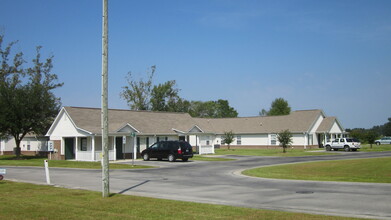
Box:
192;155;235;161
360;144;391;152
0;181;363;220
0;155;153;169
243;157;391;183
215;148;336;157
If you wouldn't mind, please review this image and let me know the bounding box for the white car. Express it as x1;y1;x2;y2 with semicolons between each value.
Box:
375;137;391;145
325;138;361;152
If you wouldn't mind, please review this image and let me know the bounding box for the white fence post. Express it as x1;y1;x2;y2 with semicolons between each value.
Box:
44;160;51;185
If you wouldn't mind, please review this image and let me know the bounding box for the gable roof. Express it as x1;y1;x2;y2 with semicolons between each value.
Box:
316;117;344;133
63;106;196;135
48;107;332;136
193;109;323;134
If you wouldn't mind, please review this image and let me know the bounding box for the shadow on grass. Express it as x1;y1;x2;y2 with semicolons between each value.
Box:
110;180;151;197
0;155;46;160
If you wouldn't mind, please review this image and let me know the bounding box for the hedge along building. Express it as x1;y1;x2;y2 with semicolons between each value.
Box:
46;107;345;161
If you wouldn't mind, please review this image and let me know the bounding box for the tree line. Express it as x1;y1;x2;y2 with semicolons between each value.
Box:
120;66;292;118
346;118;391;144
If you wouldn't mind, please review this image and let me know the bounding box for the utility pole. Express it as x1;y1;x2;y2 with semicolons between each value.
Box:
101;0;110;198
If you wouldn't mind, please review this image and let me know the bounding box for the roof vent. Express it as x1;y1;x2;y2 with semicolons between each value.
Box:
260;123;263;126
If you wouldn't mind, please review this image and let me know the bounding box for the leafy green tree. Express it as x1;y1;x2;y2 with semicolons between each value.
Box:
189;100;238;118
364;130;378;149
348;128;366;142
267;98;291;116
277;129;293;153
0;35;63;158
222;131;235;150
259;108;268;116
383;118;391;136
215;99;238;118
120;66;155;110
150;80;180;112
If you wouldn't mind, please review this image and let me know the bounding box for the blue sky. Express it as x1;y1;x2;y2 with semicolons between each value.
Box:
1;0;390;129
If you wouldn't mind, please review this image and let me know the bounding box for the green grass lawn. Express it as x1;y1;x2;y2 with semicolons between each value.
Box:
0;155;153;169
215;148;336;157
243;157;391;183
0;181;363;220
360;144;391;152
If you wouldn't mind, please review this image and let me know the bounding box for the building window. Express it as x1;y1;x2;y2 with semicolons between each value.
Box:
81;138;87;151
237;135;241;145
270;134;277;145
221;136;225;145
27;145;31;150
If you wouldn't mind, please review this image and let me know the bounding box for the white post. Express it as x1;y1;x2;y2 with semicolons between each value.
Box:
75;137;79;160
133;135;136;166
44;160;51;185
113;136;116;161
92;137;95;161
304;133;307;149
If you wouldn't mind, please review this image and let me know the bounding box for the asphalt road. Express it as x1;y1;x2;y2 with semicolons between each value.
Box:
4;151;391;219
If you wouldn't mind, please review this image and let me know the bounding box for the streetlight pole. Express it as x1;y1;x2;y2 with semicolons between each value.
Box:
101;0;110;198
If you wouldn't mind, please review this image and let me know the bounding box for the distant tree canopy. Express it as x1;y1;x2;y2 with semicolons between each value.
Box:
347;117;391;143
120;66;238;118
0;35;63;158
260;98;291;116
188;99;238;118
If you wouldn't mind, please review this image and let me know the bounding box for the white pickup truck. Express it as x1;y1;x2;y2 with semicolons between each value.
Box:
325;138;361;152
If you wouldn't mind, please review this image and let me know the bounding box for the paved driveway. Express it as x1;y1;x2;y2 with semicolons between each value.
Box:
4;151;391;219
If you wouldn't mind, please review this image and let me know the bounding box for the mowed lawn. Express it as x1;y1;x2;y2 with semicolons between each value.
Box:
360;144;391;152
243;157;391;183
0;155;153;169
215;148;336;157
0;181;363;220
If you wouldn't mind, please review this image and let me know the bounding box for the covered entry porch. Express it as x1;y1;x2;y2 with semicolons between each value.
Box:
63;135;136;162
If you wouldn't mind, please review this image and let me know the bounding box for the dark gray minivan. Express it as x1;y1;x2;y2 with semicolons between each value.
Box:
141;140;193;162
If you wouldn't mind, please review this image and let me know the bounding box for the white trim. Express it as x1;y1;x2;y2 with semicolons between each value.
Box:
172;128;186;134
188;125;204;133
116;123;140;133
46;107;93;136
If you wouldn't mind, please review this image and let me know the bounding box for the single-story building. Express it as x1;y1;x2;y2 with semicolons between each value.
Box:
45;106;345;161
0;134;49;156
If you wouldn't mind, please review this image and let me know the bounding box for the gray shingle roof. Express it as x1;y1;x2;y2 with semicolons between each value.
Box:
63;107;324;135
194;110;323;134
64;107;195;135
316;117;337;133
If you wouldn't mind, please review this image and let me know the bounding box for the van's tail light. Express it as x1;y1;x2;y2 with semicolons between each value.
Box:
178;148;182;154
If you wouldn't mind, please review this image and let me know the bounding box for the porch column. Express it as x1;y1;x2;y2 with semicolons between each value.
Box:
75;137;79;160
324;133;327;145
91;136;95;161
113;136;116;161
133;135;137;160
304;133;307;149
